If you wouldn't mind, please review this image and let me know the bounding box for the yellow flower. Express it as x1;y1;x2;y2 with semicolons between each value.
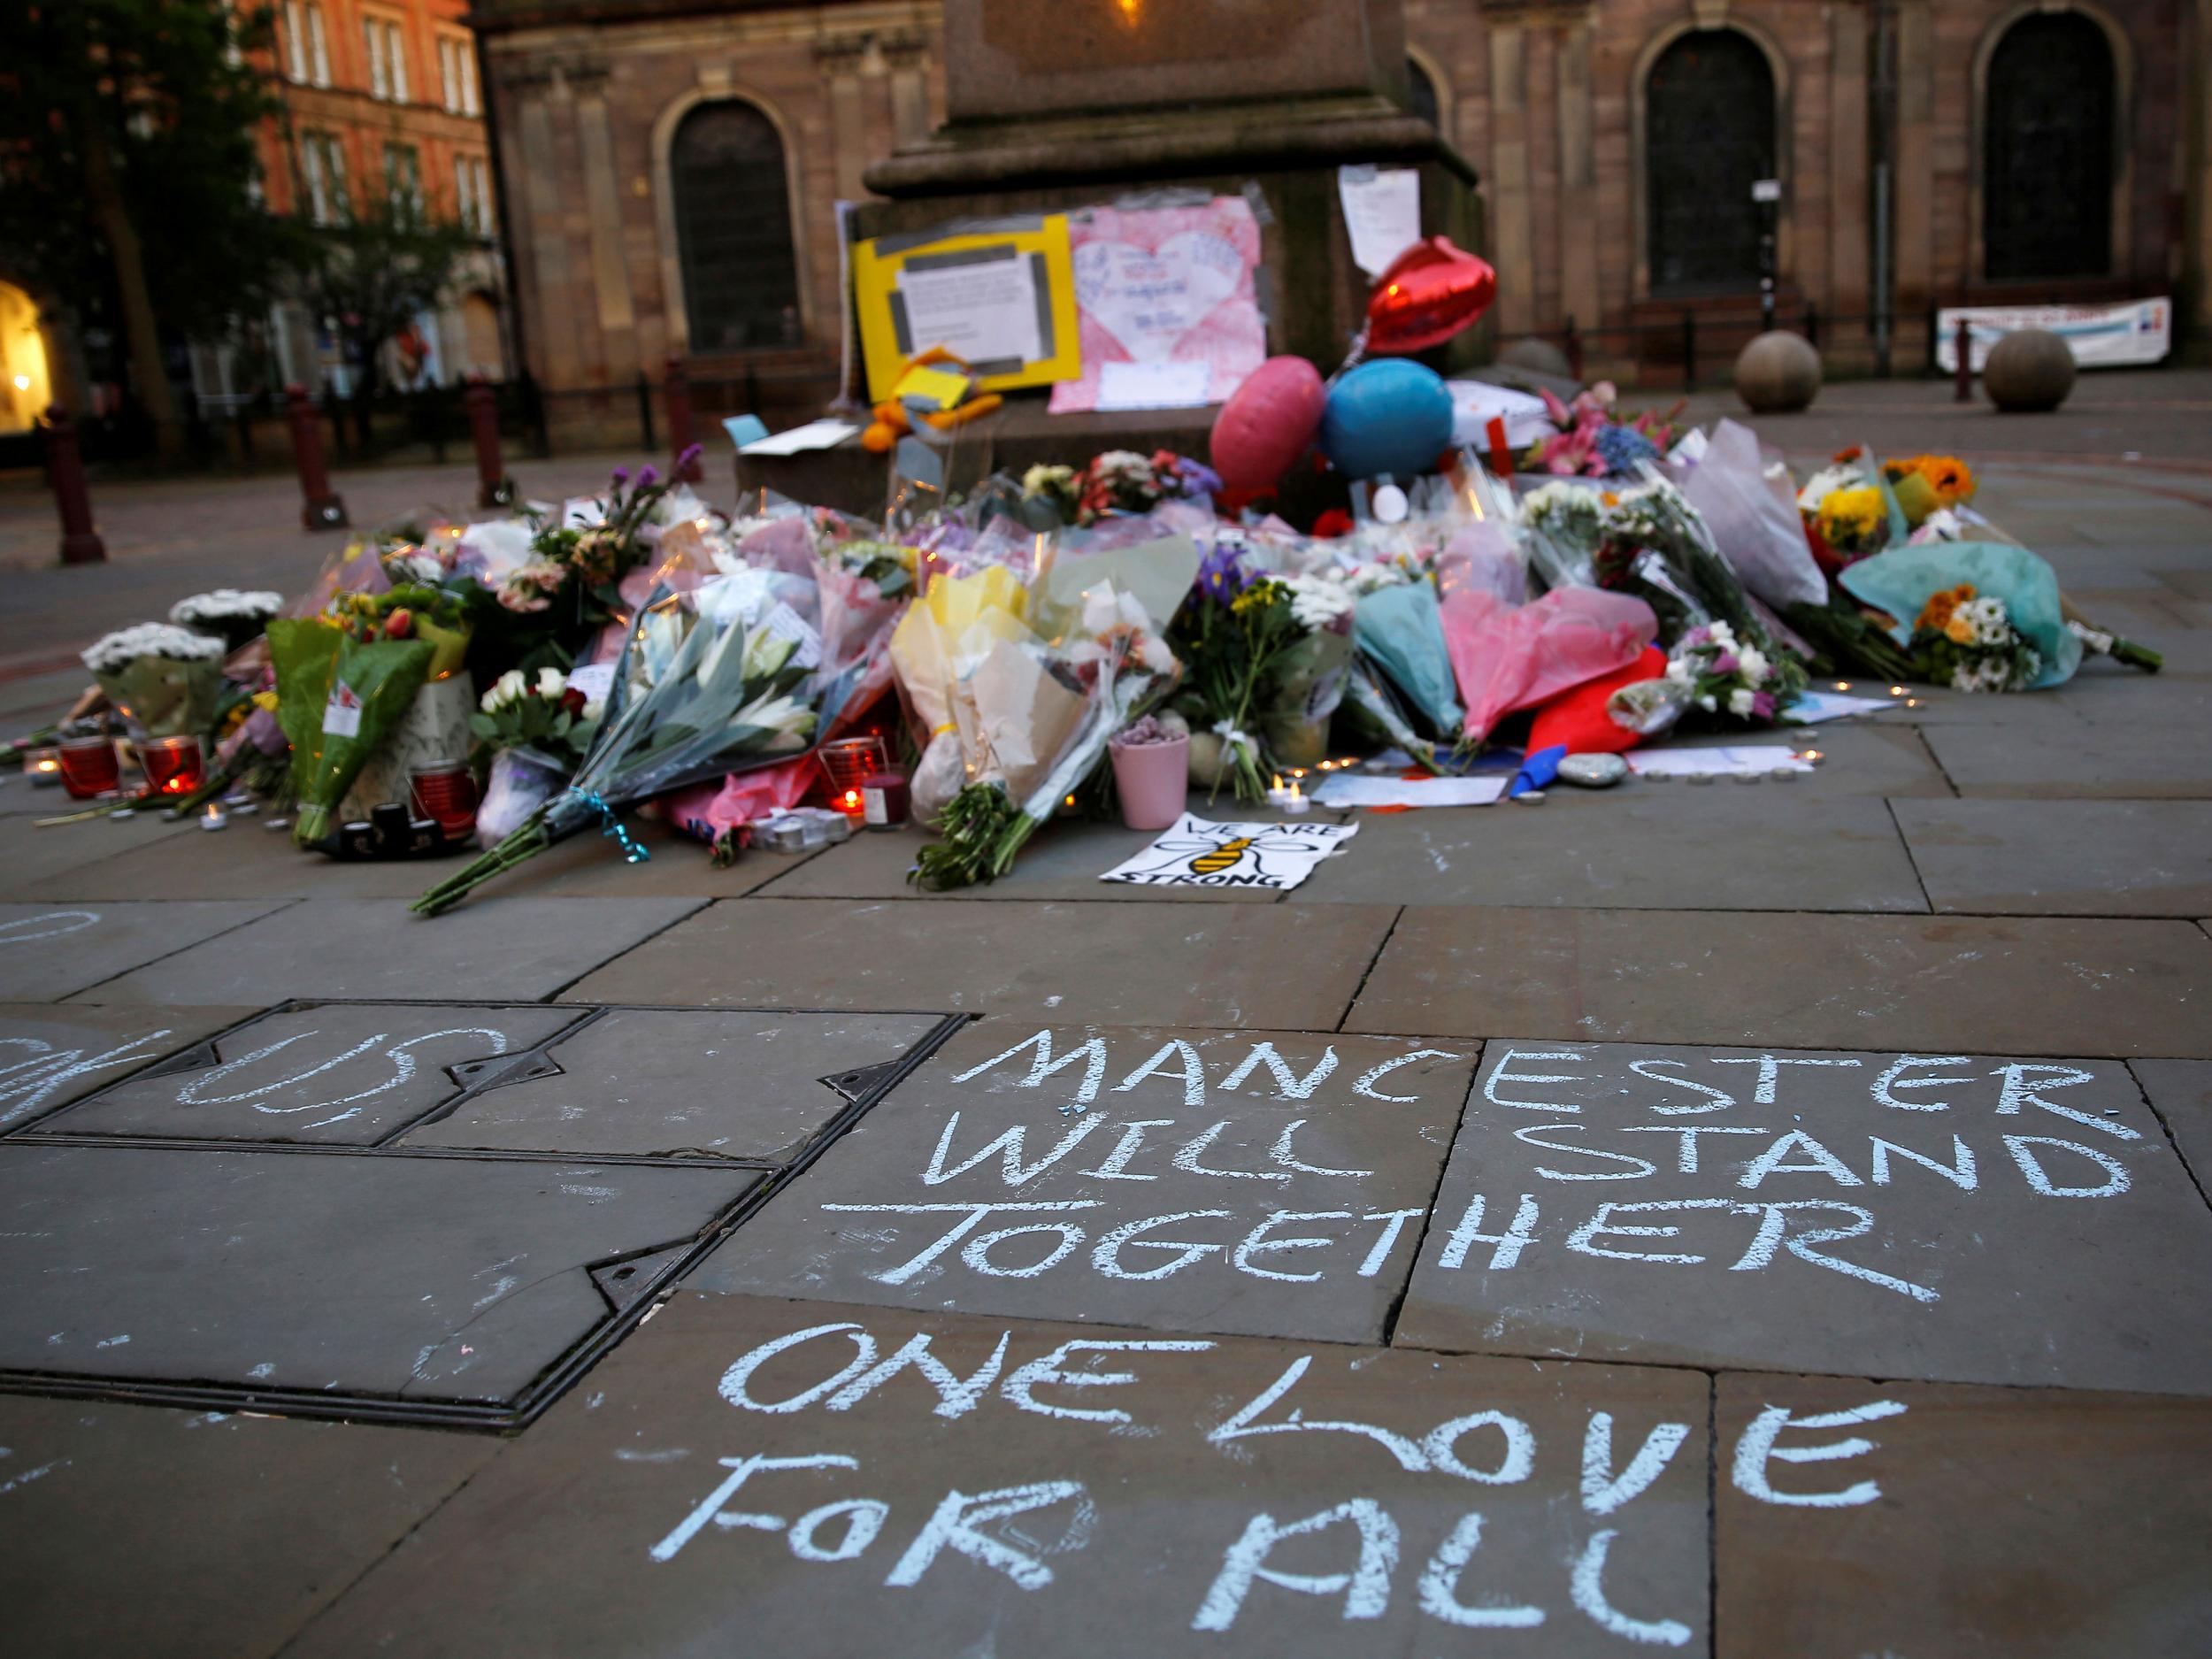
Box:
1944;615;1976;645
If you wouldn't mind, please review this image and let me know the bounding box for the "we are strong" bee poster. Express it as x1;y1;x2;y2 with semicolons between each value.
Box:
1098;814;1358;892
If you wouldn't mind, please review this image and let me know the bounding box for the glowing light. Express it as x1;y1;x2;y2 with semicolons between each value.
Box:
10;375;27;392
1832;680;1852;692
1887;685;1907;697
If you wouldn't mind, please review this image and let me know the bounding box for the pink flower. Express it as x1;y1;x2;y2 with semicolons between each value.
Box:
1711;651;1739;675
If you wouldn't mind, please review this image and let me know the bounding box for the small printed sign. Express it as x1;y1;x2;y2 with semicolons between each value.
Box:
320;682;364;738
1099;813;1357;892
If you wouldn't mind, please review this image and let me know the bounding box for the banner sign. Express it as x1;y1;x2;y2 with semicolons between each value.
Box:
1935;296;2170;373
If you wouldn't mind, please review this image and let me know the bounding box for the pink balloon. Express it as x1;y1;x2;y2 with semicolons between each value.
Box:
1209;356;1327;492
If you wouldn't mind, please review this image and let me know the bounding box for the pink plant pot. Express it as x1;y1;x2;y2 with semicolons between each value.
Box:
1109;733;1190;832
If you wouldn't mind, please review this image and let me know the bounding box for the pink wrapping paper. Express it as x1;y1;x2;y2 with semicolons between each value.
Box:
1443;587;1659;741
1048;198;1265;414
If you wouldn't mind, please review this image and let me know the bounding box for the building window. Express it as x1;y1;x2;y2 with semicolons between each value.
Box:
385;143;422;217
299;132;347;226
282;1;307;81
1406;58;1440;131
364;14;406;103
1984;12;2114;280
1645;28;1775;295
440;35;480;116
306;3;330;87
454;154;492;236
671;100;803;351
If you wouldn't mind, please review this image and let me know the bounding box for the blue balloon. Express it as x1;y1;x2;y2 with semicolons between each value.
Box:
1320;359;1455;480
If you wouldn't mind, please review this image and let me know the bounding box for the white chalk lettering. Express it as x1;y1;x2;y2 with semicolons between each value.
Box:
1079;1119;1172;1181
1482;1049;1587;1112
1417;1513;1547;1628
1870;1133;1978;1191
1173;1120;1288;1182
921;1112;1104;1187
1113;1040;1208;1106
0;1030;177;1124
1190;1500;1400;1631
1423;1412;1535;1485
1002;1339;1215;1425
649;1452;858;1562
962;1221;1087;1279
1728;1202;1938;1302
1208;1356;1427;1471
1234;1210;1355;1283
1352;1048;1461;1102
720;1325;877;1414
820;1201;1103;1286
1871;1055;1973;1112
1569;1528;1692;1647
787;1499;888;1563
1221;1041;1340;1100
1620;1124;1769;1174
1437;1193;1541;1271
949;1028;1109;1108
1566;1199;1726;1265
1581;1414;1693;1517
825;1331;1010;1418
1269;1118;1373;1179
1991;1063;2139;1141
1732;1399;1907;1508
1090;1210;1233;1280
1709;1055;1862;1105
885;1481;1087;1591
1515;1124;1659;1181
1627;1057;1735;1116
1736;1130;1863;1189
2003;1134;2131;1198
1356;1209;1425;1278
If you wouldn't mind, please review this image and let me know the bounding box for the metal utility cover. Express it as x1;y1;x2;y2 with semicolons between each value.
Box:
35;1003;585;1144
0;1002;257;1129
283;1292;1712;1658
1394;1040;2212;1394
399;1010;947;1161
687;1021;1478;1344
0;1143;760;1411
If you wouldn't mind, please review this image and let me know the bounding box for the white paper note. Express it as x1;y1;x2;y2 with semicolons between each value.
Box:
899;258;1041;365
1787;690;1902;724
1338;165;1422;278
740;419;861;457
1629;746;1813;778
1312;772;1508;809
1095;360;1213;411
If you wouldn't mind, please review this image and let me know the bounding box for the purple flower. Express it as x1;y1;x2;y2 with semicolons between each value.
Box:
633;464;658;490
1751;691;1776;719
610;466;630;488
1712;650;1739;675
676;442;703;471
1195;543;1253;606
1173;457;1223;499
1684;626;1710;649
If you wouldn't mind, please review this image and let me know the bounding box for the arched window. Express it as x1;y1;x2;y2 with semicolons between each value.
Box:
1406;58;1440;132
671;100;802;351
1646;30;1775;295
1984;12;2113;280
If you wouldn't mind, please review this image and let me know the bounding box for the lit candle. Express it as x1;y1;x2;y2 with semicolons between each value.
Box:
1798;749;1824;766
1267;773;1287;804
1887;685;1906;697
1282;780;1310;815
1832;680;1852;692
201;800;228;832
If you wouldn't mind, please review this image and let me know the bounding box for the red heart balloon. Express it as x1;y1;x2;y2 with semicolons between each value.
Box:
1366;237;1498;355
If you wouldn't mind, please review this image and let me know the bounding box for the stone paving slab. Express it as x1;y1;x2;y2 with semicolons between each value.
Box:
1890;685;2096;730
1345;908;2212;1058
1895;798;2212;916
753;815;1337;903
35;1002;587;1144
1294;791;1926;912
285;1291;1713;1658
1714;1373;2212;1657
18;813;819;902
0;1143;760;1404
0;899;290;1002
0;802;198;886
1394;1040;2212;1394
400;1010;947;1161
73;895;703;1005
0;1002;259;1131
2130;1058;2212;1194
565;898;1400;1028
0;1394;500;1659
1735;720;1955;795
688;1020;1476;1344
1922;720;2212;798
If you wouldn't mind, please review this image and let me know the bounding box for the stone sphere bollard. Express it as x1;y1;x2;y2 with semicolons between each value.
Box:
1496;337;1575;380
1983;328;2076;412
1732;331;1823;413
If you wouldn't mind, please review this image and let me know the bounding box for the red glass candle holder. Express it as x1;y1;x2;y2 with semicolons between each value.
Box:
860;771;910;828
58;734;121;799
410;758;480;841
818;736;887;818
141;735;206;796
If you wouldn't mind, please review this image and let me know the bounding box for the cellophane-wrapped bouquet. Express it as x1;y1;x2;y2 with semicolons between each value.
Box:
81;624;228;740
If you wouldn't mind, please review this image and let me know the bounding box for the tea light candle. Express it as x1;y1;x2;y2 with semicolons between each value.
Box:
201;800;228;831
23;746;61;787
1282;780;1310;816
1266;773;1287;805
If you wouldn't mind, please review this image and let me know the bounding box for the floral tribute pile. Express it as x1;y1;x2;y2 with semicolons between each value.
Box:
15;413;2159;904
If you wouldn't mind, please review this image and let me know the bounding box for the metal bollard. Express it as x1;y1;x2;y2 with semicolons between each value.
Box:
41;405;106;565
286;383;349;530
465;376;511;507
664;356;702;482
1954;317;1973;403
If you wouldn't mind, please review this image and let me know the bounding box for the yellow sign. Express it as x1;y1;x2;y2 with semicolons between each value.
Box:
852;217;1081;403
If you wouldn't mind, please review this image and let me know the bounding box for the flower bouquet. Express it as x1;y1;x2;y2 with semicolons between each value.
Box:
266;616;436;846
1169;548;1311;802
170;589;284;652
1522;384;1686;478
911;582;1179;891
1263;572;1357;766
81;624;229;739
1904;585;2041;693
413;570;818;914
1663;620;1796;723
1042;449;1221;527
1840;536;2082;693
1881;454;1976;529
470;667;605;847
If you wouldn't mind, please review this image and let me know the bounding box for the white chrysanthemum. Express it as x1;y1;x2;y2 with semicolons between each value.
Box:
1736;644;1770;684
1728;687;1756;717
169;589;283;627
82;623;228;673
1285;572;1356;632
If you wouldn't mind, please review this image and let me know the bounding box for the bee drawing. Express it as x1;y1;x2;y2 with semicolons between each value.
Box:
1188;836;1260;877
1110;823;1330;887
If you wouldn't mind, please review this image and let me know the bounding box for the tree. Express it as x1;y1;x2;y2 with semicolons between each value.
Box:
0;1;290;457
291;192;475;413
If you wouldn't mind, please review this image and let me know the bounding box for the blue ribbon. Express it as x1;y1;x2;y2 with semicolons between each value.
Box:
577;788;650;864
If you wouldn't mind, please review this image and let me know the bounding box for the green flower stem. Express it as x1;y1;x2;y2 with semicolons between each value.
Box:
411;817;553;915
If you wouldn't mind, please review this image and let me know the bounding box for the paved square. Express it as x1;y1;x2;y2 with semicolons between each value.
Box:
33;1002;587;1143
0;1143;761;1407
0;900;289;1002
0;1394;497;1659
75;896;705;1004
399;1010;949;1160
1394;1041;2212;1394
566;899;1400;1028
0;1002;257;1129
282;1292;1714;1659
688;1021;1478;1343
1895;798;2212;916
1714;1374;2212;1657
